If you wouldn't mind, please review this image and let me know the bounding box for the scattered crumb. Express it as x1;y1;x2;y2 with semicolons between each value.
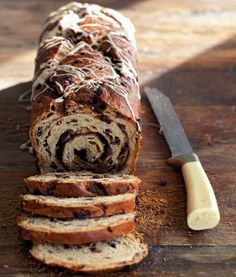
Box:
136;189;168;242
1;224;7;229
162;257;167;262
136;187;184;243
160;178;168;186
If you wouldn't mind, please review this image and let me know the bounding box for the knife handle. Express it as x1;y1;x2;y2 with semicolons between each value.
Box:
182;159;220;230
168;154;220;230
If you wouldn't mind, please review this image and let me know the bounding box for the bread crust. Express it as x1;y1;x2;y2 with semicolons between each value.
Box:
17;217;135;245
24;177;141;197
21;194;136;219
29;2;141;174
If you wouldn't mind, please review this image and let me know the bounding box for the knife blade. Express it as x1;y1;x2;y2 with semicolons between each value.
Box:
145;87;193;157
145;87;220;231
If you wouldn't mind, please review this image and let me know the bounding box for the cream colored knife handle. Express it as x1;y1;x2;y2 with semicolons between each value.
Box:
182;160;220;230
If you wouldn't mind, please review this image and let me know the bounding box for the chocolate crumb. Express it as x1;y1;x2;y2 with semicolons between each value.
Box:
160;178;168;186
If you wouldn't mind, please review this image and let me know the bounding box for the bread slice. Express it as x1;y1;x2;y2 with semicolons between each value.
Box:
17;213;135;245
21;193;136;219
31;232;148;273
24;172;141;197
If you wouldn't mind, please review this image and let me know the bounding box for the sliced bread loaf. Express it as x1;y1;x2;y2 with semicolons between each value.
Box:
31;232;148;273
17;213;135;245
21;193;136;219
24;172;141;197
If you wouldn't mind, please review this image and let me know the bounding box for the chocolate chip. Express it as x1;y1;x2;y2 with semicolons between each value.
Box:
160;178;168;186
36;84;42;90
76;98;92;105
100;114;111;124
74;148;87;161
43;140;48;147
135;196;140;206
108;242;116;248
32;187;41;195
45;147;51;157
69;119;77;123
113;136;120;145
36;127;42;137
118;123;126;132
107;226;113;233
47;184;57;195
45;113;53;118
105;129;112;135
60;131;70;143
89;243;102;253
50;162;57;169
92;175;101;179
86;182;108;196
73;211;91;219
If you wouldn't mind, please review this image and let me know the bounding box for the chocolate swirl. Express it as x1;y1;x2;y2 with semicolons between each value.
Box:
30;2;141;174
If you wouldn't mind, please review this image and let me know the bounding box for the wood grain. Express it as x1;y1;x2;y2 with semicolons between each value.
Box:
0;0;235;276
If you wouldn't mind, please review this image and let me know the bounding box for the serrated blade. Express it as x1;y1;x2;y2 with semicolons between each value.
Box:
145;87;193;157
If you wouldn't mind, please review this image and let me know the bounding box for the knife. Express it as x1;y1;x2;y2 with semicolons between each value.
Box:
145;87;220;231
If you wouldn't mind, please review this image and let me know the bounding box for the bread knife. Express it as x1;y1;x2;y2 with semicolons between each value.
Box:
145;87;220;230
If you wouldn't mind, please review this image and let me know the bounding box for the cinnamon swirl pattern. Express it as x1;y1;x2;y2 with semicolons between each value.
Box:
30;2;141;174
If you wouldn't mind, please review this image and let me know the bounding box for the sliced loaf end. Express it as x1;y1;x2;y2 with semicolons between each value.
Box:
30;232;148;273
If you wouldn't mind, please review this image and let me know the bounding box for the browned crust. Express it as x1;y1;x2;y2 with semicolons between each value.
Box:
30;3;141;175
24;178;141;197
18;219;135;245
21;195;136;219
30;232;148;273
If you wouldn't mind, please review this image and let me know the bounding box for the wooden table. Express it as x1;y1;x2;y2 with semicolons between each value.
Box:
0;0;235;276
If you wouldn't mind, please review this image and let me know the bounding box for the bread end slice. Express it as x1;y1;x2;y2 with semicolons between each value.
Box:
30;232;148;273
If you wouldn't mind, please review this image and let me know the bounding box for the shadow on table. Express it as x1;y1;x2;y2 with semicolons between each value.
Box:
138;34;236;246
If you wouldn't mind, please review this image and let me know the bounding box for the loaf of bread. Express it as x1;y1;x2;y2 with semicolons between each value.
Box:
31;232;148;273
30;2;141;174
24;172;141;197
21;193;136;219
17;213;135;244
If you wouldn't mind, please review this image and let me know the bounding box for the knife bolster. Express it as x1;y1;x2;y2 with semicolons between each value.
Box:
167;153;199;168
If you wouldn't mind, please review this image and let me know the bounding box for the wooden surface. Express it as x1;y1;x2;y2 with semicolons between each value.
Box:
0;0;236;276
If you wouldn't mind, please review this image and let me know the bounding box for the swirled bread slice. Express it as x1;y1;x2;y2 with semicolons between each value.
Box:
31;232;148;273
17;213;135;245
24;172;141;197
21;193;136;219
